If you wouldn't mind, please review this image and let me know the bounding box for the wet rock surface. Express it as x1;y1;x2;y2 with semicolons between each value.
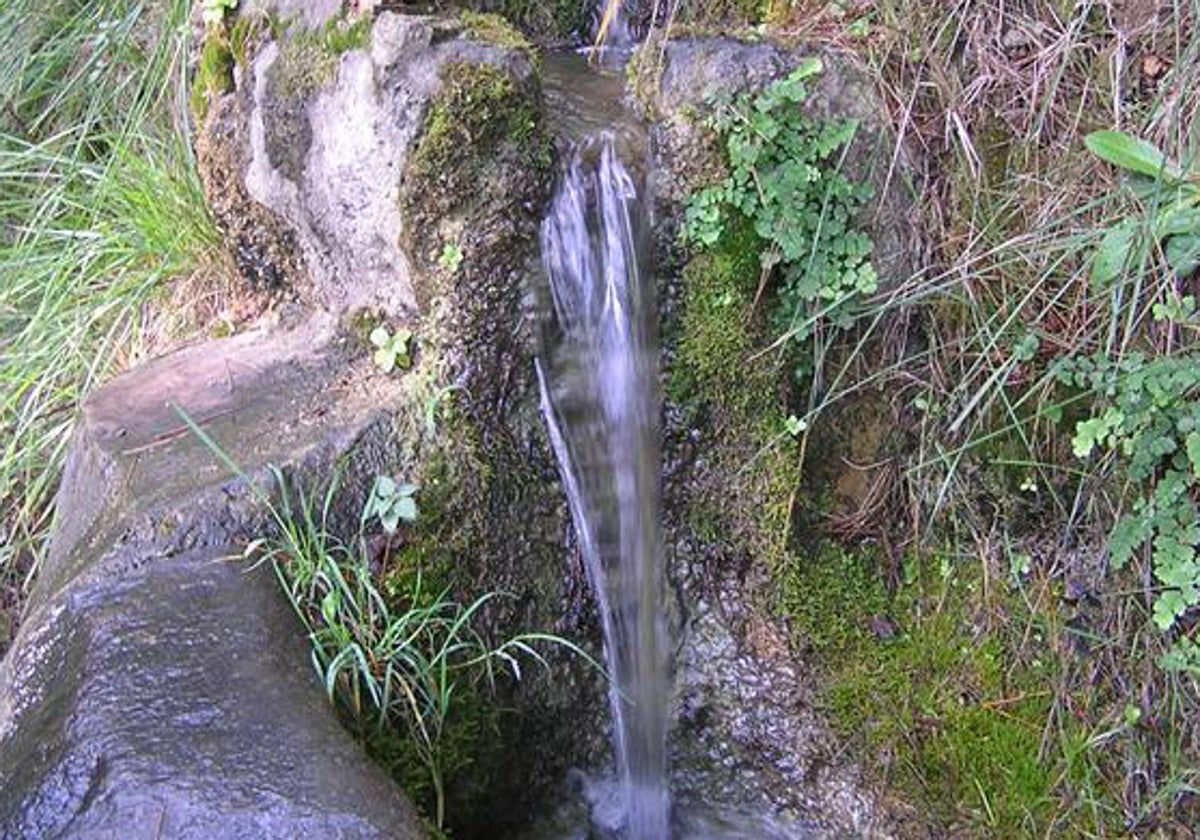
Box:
0;321;426;839
0;551;423;840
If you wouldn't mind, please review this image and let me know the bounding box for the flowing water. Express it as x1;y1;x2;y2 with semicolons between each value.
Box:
527;48;832;840
597;0;634;48
536;54;672;840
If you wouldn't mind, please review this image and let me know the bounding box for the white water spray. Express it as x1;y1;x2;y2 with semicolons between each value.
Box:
537;133;671;840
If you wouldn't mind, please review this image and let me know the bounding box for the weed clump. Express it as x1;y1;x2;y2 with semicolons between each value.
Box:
245;464;582;833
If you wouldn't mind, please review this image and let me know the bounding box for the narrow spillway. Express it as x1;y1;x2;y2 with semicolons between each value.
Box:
536;129;671;840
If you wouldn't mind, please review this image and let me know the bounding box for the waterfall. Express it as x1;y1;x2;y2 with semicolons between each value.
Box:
536;133;671;840
598;0;633;48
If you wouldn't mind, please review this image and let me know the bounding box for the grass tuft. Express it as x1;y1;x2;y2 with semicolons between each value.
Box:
0;0;219;651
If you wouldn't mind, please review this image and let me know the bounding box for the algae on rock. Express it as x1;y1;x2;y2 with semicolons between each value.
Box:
668;218;801;575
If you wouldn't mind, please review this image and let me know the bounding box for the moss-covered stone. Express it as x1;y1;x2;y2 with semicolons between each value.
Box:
776;545;1114;836
401;56;554;358
228;13;262;67
190;34;234;121
457;11;537;63
271;29;337;99
390;44;598;839
670;217;801;573
405;61;551;228
456;0;588;45
266;12;372;100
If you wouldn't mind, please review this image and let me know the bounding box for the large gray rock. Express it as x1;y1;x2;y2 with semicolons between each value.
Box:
1;13;604;838
0;320;427;839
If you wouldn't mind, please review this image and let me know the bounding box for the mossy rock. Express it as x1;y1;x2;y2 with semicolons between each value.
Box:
453;0;589;45
778;546;1075;836
268;13;371;99
668;217;800;575
404;60;551;237
190;33;235;121
457;10;537;61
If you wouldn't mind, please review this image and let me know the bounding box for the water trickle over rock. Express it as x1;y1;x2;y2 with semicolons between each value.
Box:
537;130;671;839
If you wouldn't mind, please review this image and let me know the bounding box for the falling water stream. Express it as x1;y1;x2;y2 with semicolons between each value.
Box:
535;53;671;840
528;45;830;840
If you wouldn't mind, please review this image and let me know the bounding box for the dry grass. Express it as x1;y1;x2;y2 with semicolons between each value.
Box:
806;2;1200;834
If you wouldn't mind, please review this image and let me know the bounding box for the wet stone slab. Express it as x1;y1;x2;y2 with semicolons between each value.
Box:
0;321;425;839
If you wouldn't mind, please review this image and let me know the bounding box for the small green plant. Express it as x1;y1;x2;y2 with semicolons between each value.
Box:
177;409;595;831
370;325;413;373
1058;353;1200;633
1085;130;1200;284
1160;636;1200;677
683;57;876;369
1153;293;1197;324
362;475;418;534
437;242;464;273
202;0;237;27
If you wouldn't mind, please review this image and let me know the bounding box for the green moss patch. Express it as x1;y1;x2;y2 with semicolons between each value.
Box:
671;218;800;570
467;0;588;44
269;13;370;99
777;546;1115;837
458;11;537;63
406;61;549;213
190;35;234;121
